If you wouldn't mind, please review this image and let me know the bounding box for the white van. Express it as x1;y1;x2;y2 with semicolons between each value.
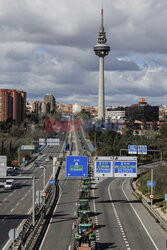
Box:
4;179;14;189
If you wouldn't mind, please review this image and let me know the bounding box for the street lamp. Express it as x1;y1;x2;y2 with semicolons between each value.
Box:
40;165;46;190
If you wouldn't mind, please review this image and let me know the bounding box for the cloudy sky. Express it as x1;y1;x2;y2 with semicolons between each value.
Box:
0;0;167;106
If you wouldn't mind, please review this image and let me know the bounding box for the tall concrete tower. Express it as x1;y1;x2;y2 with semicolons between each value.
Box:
94;7;110;120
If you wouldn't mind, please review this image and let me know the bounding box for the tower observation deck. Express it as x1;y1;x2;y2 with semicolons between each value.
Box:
94;7;110;120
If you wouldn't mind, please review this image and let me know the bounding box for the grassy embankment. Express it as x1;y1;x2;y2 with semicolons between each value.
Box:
136;163;167;213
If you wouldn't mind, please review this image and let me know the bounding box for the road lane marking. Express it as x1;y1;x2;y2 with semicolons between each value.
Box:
108;181;131;250
122;180;159;250
39;184;62;250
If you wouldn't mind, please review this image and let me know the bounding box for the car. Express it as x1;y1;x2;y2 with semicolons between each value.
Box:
33;162;39;167
45;158;50;162
4;179;14;189
49;156;53;160
39;164;46;169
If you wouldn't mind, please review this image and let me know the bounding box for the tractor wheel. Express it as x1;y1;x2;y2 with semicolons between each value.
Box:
90;240;96;250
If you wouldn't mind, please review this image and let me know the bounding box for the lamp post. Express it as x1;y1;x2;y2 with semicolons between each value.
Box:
40;165;46;190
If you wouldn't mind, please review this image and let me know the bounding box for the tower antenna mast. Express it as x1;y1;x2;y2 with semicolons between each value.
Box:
94;4;110;120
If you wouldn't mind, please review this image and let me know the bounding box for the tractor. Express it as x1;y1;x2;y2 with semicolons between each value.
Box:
74;223;96;250
79;185;90;199
77;210;92;224
77;199;90;215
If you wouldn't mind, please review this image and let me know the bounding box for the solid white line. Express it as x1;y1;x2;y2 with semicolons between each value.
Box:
39;184;62;250
122;180;159;250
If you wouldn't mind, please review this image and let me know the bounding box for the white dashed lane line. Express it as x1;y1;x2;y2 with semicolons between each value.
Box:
108;181;131;250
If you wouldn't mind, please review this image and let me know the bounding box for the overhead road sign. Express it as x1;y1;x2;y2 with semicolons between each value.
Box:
94;156;113;177
47;138;60;146
0;156;7;177
114;156;137;177
128;145;137;154
147;181;156;187
21;145;35;150
138;145;147;155
39;138;45;145
66;156;88;177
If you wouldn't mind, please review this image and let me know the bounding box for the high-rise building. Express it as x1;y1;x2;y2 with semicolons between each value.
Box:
125;98;159;122
94;7;110;120
44;94;56;112
0;89;26;122
42;102;50;113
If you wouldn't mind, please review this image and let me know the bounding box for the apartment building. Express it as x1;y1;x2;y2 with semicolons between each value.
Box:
0;89;26;122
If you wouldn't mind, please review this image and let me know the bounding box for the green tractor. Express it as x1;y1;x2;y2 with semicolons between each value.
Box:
74;223;96;250
77;210;92;224
77;199;90;215
82;178;91;188
79;185;90;199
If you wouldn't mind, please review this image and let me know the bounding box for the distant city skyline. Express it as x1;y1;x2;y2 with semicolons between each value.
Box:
0;1;167;106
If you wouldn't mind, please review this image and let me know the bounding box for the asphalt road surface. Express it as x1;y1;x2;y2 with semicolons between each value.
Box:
93;177;167;250
0;131;66;249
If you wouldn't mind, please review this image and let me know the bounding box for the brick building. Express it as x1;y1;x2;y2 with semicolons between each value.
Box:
0;89;26;122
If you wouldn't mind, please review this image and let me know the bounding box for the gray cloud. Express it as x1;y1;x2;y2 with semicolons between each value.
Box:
0;0;167;106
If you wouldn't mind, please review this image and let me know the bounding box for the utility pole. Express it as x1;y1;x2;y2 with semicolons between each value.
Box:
151;168;153;208
32;176;35;226
18;147;20;166
43;167;46;190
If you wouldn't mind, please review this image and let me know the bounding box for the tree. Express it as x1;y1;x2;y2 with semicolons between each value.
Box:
160;124;167;139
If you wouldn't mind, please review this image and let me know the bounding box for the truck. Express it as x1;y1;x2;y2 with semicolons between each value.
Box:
4;179;14;189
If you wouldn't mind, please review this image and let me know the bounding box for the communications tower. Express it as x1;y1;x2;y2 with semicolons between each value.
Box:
94;7;110;120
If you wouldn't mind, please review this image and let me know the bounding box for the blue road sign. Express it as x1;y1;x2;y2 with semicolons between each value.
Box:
66;156;88;177
138;145;147;155
165;194;167;201
128;145;137;154
147;181;156;187
49;180;55;184
95;161;113;177
114;159;137;177
96;161;111;173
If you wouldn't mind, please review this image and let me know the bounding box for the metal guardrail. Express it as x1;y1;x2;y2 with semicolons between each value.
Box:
130;179;167;231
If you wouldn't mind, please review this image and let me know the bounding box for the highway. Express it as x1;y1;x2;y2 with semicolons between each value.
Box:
93;177;167;250
1;120;167;250
0;130;66;250
40;124;81;250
